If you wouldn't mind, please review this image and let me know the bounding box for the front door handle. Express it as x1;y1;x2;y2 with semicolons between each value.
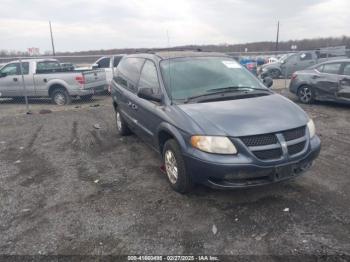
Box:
13;77;18;82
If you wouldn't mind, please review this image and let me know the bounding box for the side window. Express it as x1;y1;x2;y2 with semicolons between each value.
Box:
138;60;160;94
36;61;61;73
1;63;19;75
113;56;122;67
97;57;110;68
117;57;145;92
342;63;350;76
322;63;341;74
316;64;324;72
300;52;312;61
19;62;29;75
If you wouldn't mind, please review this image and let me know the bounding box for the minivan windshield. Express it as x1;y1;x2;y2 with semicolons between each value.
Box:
160;57;268;102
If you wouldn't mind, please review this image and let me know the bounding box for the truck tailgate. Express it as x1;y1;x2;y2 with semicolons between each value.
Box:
82;70;107;89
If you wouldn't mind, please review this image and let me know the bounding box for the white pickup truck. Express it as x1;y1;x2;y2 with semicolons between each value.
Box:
0;59;106;105
92;55;124;92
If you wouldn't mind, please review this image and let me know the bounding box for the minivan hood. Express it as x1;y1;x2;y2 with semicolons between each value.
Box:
177;94;309;137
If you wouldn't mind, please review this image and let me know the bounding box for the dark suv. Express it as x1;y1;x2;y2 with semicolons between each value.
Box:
111;52;321;193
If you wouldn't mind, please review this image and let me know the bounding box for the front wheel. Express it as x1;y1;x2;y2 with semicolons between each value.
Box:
298;85;314;104
163;139;193;193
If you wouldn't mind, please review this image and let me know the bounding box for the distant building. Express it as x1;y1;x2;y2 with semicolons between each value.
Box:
27;47;40;56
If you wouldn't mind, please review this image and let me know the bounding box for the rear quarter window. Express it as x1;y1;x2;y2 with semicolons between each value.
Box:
321;63;341;74
115;57;145;92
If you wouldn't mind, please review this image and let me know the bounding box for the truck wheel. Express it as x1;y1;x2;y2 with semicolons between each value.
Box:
115;108;132;136
163;139;193;193
298;85;314;104
51;88;72;105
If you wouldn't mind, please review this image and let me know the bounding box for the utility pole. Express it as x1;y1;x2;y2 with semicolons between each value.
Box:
49;21;56;56
275;21;280;52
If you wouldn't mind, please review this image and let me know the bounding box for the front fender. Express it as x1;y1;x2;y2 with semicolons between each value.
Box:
157;122;189;153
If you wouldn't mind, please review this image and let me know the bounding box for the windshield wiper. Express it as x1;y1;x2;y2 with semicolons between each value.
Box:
206;86;269;93
184;86;271;103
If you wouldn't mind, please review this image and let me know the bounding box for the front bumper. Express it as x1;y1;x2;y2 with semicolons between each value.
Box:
183;135;321;189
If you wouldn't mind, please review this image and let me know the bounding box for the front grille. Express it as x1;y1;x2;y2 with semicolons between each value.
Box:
238;126;307;161
282;126;306;141
288;141;306;155
253;148;283;160
240;134;278;147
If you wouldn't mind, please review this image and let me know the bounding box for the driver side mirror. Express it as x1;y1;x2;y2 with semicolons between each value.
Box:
263;77;273;88
137;87;162;102
92;63;99;70
0;72;7;78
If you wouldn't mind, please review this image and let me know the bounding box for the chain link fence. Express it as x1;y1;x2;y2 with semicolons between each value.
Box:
0;48;349;116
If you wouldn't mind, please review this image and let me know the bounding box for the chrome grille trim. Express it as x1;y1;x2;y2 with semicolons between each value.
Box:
237;126;308;161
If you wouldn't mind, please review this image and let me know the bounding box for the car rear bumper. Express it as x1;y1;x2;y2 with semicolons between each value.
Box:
184;136;321;189
70;85;106;96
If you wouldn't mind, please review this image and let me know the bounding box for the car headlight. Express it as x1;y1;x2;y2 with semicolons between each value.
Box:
261;67;267;72
190;136;237;154
307;119;316;138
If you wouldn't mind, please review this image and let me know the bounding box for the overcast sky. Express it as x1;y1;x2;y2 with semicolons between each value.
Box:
0;0;349;52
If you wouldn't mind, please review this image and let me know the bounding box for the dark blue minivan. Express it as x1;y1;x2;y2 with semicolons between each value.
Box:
111;51;321;193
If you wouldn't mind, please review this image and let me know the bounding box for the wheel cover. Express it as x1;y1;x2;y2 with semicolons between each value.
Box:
116;112;122;131
299;87;312;103
54;93;66;105
164;150;178;184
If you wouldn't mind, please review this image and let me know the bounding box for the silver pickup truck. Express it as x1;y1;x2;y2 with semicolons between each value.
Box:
0;59;106;105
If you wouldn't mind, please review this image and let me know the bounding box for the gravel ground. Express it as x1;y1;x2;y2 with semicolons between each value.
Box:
0;85;349;259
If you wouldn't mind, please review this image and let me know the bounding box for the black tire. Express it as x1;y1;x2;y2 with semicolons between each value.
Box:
268;69;281;79
51;88;72;105
115;108;132;136
163;139;193;193
80;94;93;101
297;85;315;104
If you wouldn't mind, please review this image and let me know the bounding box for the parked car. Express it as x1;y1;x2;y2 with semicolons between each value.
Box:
92;55;125;92
0;59;106;105
289;59;350;104
239;57;257;75
259;51;347;79
111;52;321;193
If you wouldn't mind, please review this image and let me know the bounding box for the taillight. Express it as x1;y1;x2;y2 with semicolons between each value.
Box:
291;73;297;80
75;75;85;86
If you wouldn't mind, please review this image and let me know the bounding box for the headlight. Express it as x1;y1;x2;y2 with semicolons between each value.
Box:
261;67;267;72
190;136;237;154
307;119;316;138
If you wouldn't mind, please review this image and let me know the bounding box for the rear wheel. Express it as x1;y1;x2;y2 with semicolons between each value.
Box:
163;139;193;193
115;108;132;136
298;85;314;104
80;94;93;101
268;69;281;79
51;88;71;105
